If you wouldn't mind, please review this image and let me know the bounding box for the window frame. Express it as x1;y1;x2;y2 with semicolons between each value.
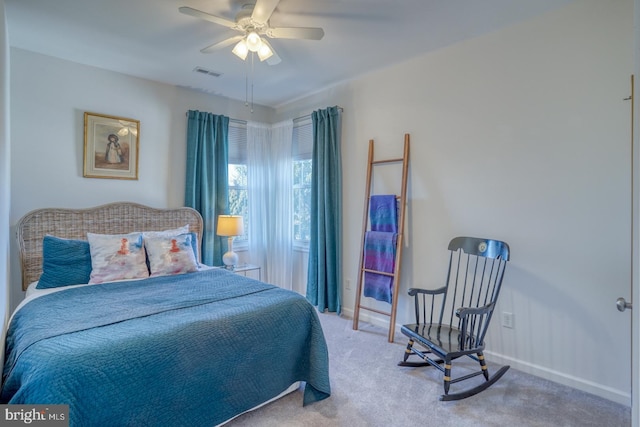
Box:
292;117;313;251
227;121;249;250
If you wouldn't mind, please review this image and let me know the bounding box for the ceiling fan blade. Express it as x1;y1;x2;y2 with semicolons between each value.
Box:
200;35;244;54
251;0;280;25
261;39;281;65
179;6;237;29
267;27;324;40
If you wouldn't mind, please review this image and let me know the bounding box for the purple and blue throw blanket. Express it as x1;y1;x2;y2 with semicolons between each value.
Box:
363;231;397;304
369;195;397;233
1;268;330;426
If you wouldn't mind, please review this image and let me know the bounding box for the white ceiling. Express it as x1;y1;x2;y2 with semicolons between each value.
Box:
5;0;574;108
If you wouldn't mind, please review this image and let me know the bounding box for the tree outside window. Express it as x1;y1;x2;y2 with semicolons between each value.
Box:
228;163;248;243
293;159;312;242
292;119;313;245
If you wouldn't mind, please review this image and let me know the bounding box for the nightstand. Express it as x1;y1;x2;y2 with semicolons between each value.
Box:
228;264;261;281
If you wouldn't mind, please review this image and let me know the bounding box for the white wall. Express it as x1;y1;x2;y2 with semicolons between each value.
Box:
8;48;274;309
276;0;634;404
0;0;11;366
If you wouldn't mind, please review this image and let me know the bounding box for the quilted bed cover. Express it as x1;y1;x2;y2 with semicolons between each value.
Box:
1;268;331;426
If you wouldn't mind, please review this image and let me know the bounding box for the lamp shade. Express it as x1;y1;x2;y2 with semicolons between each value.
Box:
232;40;249;60
217;215;244;236
246;31;262;52
257;42;273;61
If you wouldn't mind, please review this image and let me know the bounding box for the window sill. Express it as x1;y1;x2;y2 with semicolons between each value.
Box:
293;242;309;253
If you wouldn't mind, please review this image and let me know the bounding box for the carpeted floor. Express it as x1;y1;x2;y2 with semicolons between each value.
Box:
226;313;631;427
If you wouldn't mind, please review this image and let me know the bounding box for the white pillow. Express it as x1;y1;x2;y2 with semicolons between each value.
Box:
144;233;198;277
87;232;149;284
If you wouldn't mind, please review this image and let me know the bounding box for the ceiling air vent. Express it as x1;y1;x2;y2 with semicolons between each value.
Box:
193;67;222;78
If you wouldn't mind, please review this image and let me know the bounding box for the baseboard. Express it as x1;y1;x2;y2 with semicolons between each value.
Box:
344;306;397;331
343;308;631;407
484;351;631;406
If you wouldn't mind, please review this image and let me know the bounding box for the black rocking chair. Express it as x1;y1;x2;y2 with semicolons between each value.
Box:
398;236;510;401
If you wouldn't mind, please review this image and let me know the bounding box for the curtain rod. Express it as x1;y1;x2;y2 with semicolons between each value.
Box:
184;111;243;121
292;106;343;123
185;106;343;123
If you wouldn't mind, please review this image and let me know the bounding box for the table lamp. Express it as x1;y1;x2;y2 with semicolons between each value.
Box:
217;215;244;268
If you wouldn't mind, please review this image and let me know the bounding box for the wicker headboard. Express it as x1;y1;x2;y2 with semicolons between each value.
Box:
16;202;204;291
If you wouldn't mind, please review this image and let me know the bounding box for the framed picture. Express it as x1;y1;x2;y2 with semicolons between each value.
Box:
83;112;140;180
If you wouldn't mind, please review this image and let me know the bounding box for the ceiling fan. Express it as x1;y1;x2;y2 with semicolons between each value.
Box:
179;0;325;66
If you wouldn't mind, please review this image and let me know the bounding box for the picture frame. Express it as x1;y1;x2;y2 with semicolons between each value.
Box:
83;112;140;180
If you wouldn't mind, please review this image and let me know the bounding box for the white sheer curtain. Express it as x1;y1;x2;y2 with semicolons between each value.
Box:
247;120;293;289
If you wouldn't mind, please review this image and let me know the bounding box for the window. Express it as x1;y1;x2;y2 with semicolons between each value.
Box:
292;119;313;244
228;122;249;244
227;119;311;247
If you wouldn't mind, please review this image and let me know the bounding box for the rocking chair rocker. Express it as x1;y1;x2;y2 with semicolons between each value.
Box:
398;236;510;401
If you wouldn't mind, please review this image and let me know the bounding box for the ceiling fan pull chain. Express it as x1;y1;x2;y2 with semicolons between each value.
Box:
251;53;255;114
245;58;249;107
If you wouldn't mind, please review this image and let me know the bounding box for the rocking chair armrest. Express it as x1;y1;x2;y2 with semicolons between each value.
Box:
455;302;496;319
408;286;447;297
456;303;497;350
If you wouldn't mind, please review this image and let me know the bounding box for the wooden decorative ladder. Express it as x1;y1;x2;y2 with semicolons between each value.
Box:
352;134;410;342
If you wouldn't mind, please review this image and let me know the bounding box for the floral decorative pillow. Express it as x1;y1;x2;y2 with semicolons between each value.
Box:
87;232;149;284
144;233;198;277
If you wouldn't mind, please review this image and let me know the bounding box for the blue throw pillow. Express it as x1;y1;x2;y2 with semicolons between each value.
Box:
37;235;92;289
186;232;200;264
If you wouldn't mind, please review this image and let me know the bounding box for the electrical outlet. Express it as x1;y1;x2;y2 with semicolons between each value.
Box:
502;312;514;329
345;279;351;290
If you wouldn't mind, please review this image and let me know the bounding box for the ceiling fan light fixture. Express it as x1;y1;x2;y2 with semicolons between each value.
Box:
246;31;262;52
232;40;249;60
180;1;326;67
257;43;273;61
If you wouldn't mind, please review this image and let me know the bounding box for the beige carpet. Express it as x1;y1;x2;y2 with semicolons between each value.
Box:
227;312;631;427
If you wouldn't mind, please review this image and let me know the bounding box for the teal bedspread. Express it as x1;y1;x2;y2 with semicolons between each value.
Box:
1;268;331;426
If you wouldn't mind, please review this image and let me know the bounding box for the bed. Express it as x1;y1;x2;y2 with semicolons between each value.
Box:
1;202;331;426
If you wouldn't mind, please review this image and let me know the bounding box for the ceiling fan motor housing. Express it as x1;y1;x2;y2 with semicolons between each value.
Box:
235;4;267;34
